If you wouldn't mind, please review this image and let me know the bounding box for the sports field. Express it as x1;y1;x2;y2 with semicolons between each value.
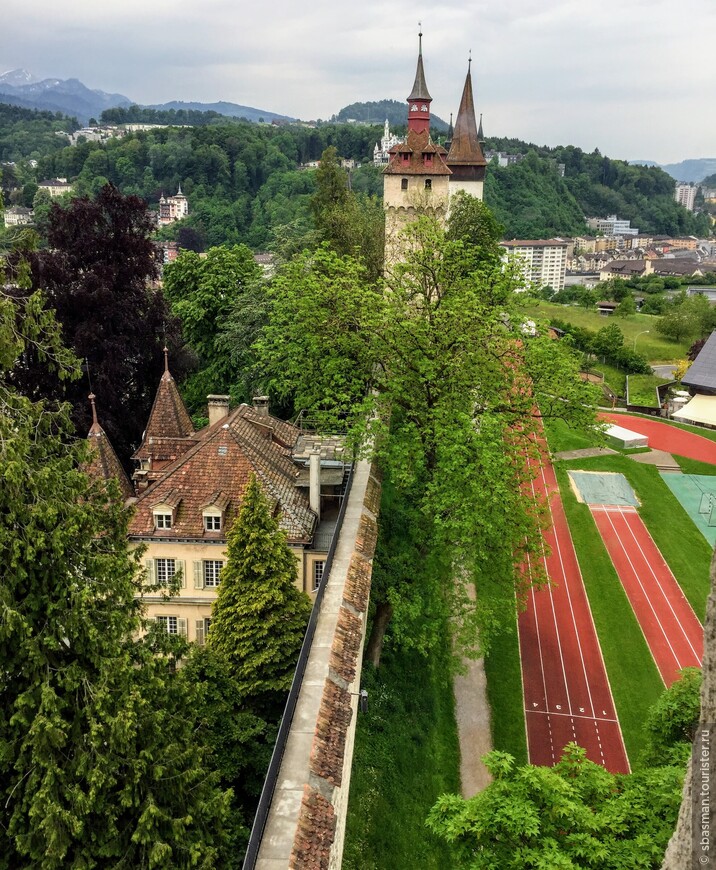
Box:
517;441;630;773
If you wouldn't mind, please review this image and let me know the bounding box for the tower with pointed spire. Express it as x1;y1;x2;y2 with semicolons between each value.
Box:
446;57;487;202
383;30;451;262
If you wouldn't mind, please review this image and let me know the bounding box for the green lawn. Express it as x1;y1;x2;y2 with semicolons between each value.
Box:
627;374;672;407
477;574;528;765
520;301;689;361
343;638;460;870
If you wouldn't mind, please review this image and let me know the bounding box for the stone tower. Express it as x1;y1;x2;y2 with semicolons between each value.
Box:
383;31;451;263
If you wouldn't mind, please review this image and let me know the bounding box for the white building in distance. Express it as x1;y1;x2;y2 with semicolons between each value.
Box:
675;182;697;212
501;239;569;292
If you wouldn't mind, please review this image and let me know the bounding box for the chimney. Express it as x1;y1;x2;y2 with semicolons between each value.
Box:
252;396;270;417
309;450;321;521
207;395;230;426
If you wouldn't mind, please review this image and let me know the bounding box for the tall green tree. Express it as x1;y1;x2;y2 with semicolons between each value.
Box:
258;217;599;662
310;146;384;281
163;244;262;410
208;475;312;712
0;287;231;868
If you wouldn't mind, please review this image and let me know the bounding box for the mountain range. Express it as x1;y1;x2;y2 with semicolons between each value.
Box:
631;157;716;184
0;69;292;125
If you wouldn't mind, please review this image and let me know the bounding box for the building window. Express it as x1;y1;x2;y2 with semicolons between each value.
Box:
154;512;172;529
156;615;187;636
313;560;325;591
204;513;222;531
424;179;432;190
401;178;408;190
204;560;224;588
193;559;225;589
401;153;410;163
155;558;177;586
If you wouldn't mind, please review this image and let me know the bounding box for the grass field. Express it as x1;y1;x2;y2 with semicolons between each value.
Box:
343;638;460;870
520;301;689;362
477;574;528;765
627;374;672;407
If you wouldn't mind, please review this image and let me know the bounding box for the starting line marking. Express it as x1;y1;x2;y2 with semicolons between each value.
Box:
525;709;619;724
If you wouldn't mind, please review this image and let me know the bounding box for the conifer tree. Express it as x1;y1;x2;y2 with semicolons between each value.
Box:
0;286;231;868
209;475;312;710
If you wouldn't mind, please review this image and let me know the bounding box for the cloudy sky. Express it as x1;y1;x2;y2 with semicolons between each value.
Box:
4;0;714;163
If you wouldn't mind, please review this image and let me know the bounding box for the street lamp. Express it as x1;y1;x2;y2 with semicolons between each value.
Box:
633;329;650;351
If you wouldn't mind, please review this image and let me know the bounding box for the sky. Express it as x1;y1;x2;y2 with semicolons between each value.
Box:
4;0;715;164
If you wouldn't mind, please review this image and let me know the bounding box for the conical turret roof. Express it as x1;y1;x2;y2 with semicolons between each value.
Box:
407;32;432;101
447;61;486;167
85;393;134;500
133;348;195;466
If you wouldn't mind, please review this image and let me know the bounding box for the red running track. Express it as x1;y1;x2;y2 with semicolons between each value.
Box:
518;451;630;773
600;412;716;465
590;504;703;685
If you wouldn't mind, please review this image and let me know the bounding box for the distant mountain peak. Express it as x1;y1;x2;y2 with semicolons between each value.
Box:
0;68;39;86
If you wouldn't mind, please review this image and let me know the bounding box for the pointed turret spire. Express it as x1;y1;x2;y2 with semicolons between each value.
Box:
84;393;134;500
163;345;170;376
406;26;432;134
445;58;487;201
445;112;454;152
478;113;485;146
89;391;99;427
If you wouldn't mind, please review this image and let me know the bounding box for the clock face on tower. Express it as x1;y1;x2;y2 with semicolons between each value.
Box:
411;104;419;112
420;105;428;111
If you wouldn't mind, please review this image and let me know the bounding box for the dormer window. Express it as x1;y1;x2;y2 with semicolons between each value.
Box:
424;153;433;165
151;491;181;531
201;490;230;534
154;512;172;529
203;512;222;532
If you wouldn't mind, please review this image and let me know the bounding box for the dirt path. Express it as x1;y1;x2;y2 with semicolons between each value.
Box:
453;654;493;797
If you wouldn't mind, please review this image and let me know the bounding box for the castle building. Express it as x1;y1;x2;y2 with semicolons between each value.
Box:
158;187;189;225
373;119;402;166
383;34;486;261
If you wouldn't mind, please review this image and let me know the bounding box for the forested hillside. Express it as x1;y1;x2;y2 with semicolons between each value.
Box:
0;103;77;162
1;104;710;249
483;140;711;238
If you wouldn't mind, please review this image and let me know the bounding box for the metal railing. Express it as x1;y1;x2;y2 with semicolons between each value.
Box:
242;462;355;869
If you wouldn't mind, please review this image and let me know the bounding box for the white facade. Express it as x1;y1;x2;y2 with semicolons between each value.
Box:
675;182;697;212
501;239;569;291
373;119;402;166
586;214;639;237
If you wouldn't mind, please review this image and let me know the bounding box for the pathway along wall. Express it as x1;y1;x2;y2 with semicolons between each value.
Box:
253;459;381;870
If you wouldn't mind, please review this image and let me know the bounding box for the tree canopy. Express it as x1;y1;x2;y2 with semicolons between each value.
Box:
257;216;599;659
208;474;312;712
8;184;183;467
0;284;231;868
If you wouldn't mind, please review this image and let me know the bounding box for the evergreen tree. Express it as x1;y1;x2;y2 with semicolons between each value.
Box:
209;475;312;710
0;287;231;868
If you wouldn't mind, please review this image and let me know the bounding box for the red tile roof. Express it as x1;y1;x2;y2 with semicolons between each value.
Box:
383;129;451;176
128;404;317;543
85;400;134;501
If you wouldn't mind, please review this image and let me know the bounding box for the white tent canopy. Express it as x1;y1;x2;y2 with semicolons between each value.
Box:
672;394;716;427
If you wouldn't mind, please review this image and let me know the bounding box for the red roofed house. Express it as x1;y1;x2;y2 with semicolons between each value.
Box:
88;352;348;643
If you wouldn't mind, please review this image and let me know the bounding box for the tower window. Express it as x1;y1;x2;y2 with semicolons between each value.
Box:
424;179;432;191
401;178;408;190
